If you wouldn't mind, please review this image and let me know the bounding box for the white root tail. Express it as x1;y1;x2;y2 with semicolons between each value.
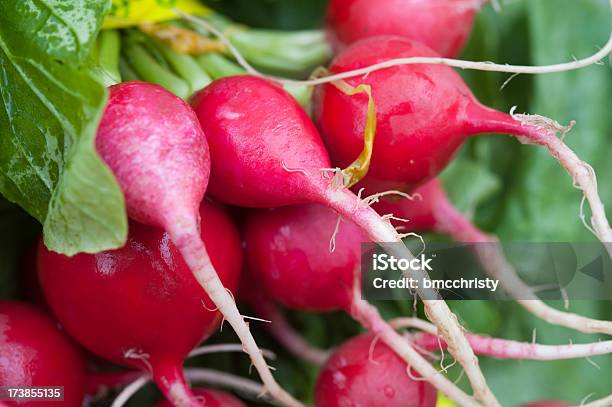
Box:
432;196;612;336
169;221;304;407
326;188;499;407
397;318;612;360
350;298;482;407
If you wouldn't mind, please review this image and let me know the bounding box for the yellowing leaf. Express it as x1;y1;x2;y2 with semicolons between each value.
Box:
313;68;377;188
103;0;211;29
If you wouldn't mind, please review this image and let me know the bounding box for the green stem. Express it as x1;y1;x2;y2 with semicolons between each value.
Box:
154;43;212;93
197;52;312;108
195;53;245;79
123;43;190;99
190;15;331;77
283;83;313;109
119;57;139;81
227;29;331;76
97;30;122;86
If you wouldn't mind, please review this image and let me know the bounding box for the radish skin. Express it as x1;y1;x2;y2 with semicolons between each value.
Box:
243;203;480;407
326;0;486;57
0;301;87;407
315;333;438;407
38;201;241;407
94;81;300;407
192;75;498;407
314;37;611;253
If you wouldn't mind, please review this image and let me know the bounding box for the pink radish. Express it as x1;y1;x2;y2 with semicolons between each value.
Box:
155;388;246;407
0;301;87;407
38;201;241;406
314;333;437;407
313;36;611;246
373;178;612;335
93;81;299;407
326;0;485;57
191;75;496;406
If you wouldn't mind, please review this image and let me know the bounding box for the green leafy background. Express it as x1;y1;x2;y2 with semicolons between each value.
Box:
0;0;610;406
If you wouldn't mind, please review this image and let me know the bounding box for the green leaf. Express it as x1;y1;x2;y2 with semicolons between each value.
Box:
441;158;501;215
0;0;127;255
496;0;612;241
0;1;111;67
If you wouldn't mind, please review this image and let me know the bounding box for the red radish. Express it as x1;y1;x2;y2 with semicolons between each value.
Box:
155;388;246;407
94;81;299;407
314;333;437;407
373;178;612;336
191;75;495;407
242;204;475;405
0;301;87;407
244;205;363;313
326;0;485;57
313;36;611;246
37;201;241;407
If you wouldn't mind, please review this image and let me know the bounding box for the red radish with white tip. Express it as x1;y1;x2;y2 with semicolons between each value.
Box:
314;333;437;407
242;203;476;406
38;201;241;407
92;81;299;407
0;301;87;407
313;36;611;247
191;75;496;407
155;388;246;407
326;0;486;57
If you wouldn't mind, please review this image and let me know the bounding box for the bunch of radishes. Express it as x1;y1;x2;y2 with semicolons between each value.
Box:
2;0;611;406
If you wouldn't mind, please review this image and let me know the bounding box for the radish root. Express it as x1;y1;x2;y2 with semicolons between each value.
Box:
247;296;331;366
394;318;612;360
426;189;612;336
509;111;612;256
325;187;499;407
350;296;482;407
169;221;304;407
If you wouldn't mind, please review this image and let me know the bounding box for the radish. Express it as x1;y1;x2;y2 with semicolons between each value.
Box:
191;75;497;407
37;201;241;407
155;388;246;407
0;301;87;407
313;36;611;247
522;402;570;407
326;0;486;57
373;178;612;335
92;81;299;407
242;204;477;405
314;333;437;407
